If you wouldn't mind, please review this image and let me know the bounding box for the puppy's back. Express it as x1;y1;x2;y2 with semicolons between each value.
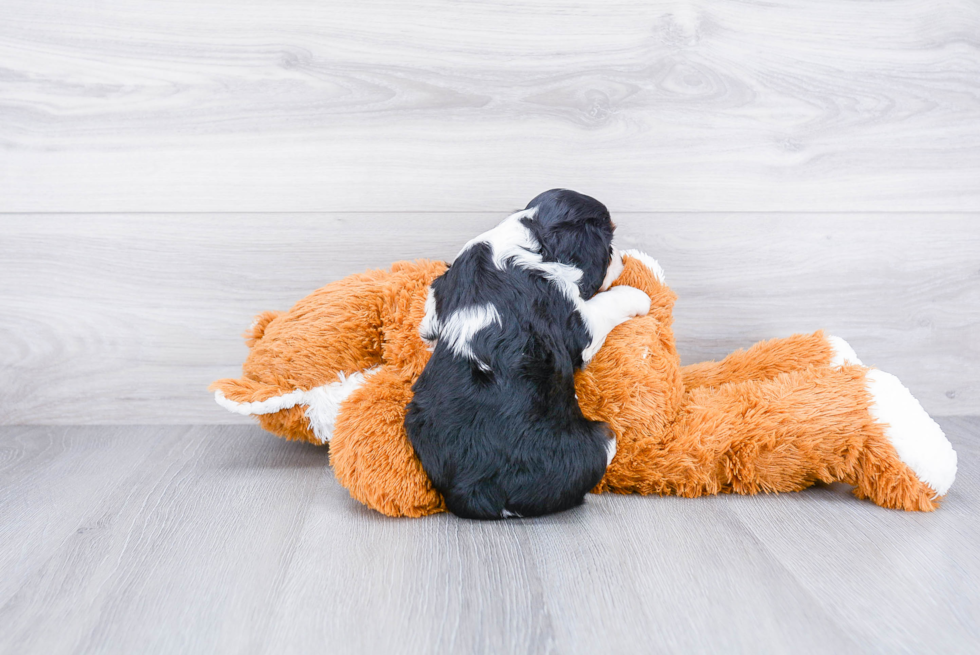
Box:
406;233;611;519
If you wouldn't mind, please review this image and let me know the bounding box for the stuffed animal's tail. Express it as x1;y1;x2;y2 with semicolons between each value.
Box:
210;309;296;413
209;377;304;415
209;369;381;443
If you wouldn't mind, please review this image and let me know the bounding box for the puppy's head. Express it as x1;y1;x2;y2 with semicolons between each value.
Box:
522;189;619;298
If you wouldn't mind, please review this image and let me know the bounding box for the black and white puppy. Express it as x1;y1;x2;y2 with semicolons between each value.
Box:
404;189;650;520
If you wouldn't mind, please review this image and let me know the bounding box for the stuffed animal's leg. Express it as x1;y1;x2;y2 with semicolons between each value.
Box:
604;365;956;511
680;331;861;390
330;367;446;518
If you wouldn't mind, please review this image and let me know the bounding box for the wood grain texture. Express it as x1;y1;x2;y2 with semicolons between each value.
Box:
0;0;978;212
1;212;976;424
0;421;977;654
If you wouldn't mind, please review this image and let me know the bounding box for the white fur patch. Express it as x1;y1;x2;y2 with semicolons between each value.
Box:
605;436;617;466
440;303;501;369
620;249;666;283
213;367;379;444
458;209;650;364
580;285;651;363
501;508;522;519
827;335;863;367
458;208;587;308
459;207;540;268
419;287;439;349
599;247;625;291
215;388;308;416
865;369;957;496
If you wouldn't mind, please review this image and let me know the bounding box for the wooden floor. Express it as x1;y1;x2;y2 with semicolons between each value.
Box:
1;419;977;654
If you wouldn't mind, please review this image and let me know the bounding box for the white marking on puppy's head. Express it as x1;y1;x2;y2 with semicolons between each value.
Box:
456;207;539;268
457;206;588;310
452;202;624;354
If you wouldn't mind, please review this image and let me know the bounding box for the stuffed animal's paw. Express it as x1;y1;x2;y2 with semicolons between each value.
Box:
825;336;956;499
604;284;652;318
827;335;864;368
865;369;957;498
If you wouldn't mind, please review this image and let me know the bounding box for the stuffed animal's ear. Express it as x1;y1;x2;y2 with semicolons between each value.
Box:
244;310;283;348
614;251;676;325
618;251;665;287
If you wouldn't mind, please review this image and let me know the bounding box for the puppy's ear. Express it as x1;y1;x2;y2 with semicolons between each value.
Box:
539;221;613;298
523;189;614;296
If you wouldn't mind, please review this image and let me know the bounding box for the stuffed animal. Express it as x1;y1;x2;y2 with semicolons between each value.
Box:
211;252;957;517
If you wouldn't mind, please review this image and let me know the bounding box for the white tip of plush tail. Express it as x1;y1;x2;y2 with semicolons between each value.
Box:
213;368;379;444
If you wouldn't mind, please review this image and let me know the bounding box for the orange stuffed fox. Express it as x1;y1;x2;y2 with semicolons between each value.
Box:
211;252;957;517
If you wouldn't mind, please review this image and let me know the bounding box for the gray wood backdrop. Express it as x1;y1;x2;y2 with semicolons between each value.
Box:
1;0;978;423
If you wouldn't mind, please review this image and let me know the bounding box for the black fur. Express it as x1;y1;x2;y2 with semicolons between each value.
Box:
404;189;617;520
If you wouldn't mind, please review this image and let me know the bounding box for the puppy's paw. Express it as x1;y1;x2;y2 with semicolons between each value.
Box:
605;285;651;318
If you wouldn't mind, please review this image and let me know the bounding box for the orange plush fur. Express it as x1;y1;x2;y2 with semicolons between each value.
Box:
211;254;954;517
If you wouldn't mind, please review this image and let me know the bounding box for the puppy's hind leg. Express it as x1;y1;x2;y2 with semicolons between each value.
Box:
581;286;651;364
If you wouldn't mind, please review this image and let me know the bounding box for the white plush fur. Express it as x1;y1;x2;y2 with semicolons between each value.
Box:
865;369;957;496
213;367;379;443
827;335;863;367
215;388;307;416
580;286;651;363
827;336;955;496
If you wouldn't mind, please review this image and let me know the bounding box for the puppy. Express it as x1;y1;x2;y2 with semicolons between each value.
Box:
404;189;650;519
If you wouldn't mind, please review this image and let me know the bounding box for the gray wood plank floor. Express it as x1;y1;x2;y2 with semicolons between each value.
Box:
1;1;978;212
1;420;977;654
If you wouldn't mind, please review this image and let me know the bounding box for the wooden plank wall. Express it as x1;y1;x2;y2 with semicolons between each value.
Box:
1;1;978;423
2;213;977;422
